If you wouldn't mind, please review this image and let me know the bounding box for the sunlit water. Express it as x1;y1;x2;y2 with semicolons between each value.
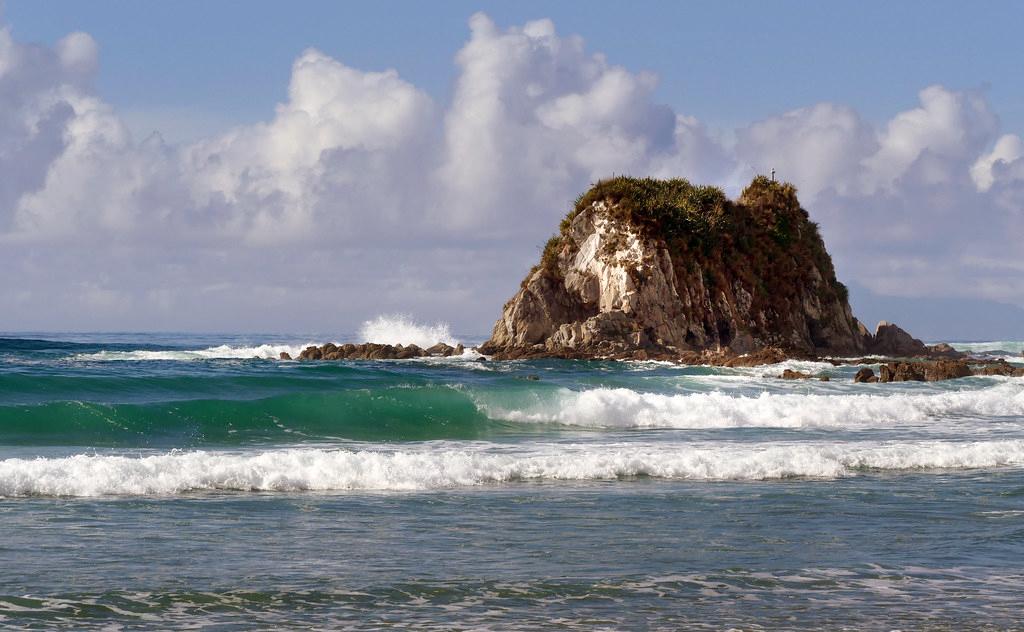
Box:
1;333;1022;629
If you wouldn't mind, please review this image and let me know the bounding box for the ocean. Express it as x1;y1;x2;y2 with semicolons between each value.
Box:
1;329;1023;630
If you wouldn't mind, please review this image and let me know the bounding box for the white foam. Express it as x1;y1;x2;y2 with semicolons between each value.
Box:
74;343;314;362
727;359;844;376
950;340;1024;361
477;382;1024;429
2;440;1022;497
358;314;459;348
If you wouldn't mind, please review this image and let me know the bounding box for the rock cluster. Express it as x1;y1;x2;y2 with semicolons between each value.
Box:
291;342;464;361
878;360;973;382
851;359;1023;383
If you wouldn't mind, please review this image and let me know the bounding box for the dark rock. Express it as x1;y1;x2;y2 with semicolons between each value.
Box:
878;359;973;382
279;351;292;361
928;342;964;358
853;367;878;383
294;341;461;361
722;347;789;367
425;343;455;357
526;374;540;381
298;345;322;360
781;369;812;380
369;344;396;360
974;361;1024;377
397;344;423;359
869;322;929;357
818;375;831;382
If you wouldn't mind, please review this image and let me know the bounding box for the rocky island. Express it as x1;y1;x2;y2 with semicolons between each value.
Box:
294;175;1019;382
476;175;1019;379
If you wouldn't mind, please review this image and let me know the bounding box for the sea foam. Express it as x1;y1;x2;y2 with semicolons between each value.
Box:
2;440;1023;497
74;343;315;362
477;381;1024;429
358;314;458;348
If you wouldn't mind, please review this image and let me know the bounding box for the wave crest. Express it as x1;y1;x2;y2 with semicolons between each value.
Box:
358;314;458;348
74;343;313;361
477;382;1024;429
3;440;1023;497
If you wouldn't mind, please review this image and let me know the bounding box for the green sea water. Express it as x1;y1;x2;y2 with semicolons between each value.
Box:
1;332;1023;629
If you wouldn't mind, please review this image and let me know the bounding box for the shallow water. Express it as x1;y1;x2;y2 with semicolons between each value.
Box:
1;333;1022;629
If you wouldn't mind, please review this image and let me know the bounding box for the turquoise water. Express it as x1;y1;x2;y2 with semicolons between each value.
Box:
2;333;1023;629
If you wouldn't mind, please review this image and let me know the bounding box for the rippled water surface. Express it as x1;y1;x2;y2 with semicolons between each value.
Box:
1;333;1023;629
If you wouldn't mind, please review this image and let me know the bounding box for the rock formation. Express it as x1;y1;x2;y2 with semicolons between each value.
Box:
849;359;1022;383
296;342;464;361
480;176;935;362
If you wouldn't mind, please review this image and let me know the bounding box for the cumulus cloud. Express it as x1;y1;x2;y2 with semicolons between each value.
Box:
0;13;1021;333
435;13;715;233
180;48;436;243
735;102;876;199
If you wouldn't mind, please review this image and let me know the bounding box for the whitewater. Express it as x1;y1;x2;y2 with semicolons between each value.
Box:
2;320;1023;628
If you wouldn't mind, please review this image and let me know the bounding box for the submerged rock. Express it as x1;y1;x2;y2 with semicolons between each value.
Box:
974;361;1024;377
781;369;812;380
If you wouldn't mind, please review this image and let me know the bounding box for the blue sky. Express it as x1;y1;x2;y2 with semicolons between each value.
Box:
9;1;1024;138
1;1;1023;337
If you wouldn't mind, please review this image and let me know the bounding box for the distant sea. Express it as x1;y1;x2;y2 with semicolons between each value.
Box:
2;325;1023;629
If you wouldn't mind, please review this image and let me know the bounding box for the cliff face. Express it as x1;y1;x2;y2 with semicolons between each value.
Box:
480;176;874;360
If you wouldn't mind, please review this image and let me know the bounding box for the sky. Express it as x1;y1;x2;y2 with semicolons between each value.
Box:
1;1;1023;338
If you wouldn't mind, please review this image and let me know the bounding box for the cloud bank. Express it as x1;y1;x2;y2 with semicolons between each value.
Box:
1;14;1022;334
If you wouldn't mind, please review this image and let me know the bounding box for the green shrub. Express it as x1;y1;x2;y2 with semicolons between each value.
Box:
540;235;563;273
561;176;729;247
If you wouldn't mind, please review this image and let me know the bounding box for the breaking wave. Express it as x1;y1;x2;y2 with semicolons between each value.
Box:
358;314;458;348
951;340;1024;361
3;440;1023;497
73;343;315;362
478;381;1024;429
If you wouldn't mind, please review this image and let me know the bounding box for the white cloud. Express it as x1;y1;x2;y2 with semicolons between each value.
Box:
435;13;707;232
180;48;436;242
0;14;1021;333
55;31;97;75
862;85;997;192
971;133;1024;191
735;102;876;198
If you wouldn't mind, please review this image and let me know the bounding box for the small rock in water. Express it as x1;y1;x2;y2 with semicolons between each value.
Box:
279;351;292;361
780;369;812;380
853;367;878;383
526;374;540;381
